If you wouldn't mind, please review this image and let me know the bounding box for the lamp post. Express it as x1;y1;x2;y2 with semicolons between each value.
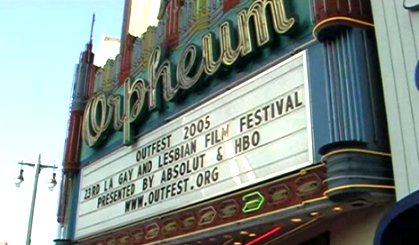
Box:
15;154;58;245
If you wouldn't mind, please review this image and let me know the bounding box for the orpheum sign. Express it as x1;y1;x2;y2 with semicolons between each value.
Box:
81;0;296;147
75;52;313;238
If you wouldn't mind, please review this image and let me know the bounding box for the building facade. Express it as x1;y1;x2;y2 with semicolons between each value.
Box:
54;0;419;244
370;1;419;244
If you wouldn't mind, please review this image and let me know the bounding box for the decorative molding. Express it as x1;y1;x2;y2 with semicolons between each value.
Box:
312;0;373;41
76;165;328;244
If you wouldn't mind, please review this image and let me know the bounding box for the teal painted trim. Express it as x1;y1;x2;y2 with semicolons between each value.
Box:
306;42;331;162
68;173;80;240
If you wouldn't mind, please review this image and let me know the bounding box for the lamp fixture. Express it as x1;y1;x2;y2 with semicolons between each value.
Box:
15;168;24;187
48;172;57;191
309;211;321;217
333;206;343;212
290;217;303;223
14;154;58;245
245;226;281;245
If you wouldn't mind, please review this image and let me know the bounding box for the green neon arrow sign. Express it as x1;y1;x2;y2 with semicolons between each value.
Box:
242;191;265;213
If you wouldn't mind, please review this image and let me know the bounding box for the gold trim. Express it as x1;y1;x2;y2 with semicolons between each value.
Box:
313;16;374;38
321;148;391;165
324;184;395;197
302;196;328;205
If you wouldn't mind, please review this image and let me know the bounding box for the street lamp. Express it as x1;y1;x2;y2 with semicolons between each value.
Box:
15;154;58;245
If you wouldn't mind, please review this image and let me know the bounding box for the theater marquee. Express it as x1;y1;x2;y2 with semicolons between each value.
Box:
75;52;313;238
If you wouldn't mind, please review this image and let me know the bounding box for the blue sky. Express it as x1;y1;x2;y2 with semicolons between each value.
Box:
0;1;123;244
